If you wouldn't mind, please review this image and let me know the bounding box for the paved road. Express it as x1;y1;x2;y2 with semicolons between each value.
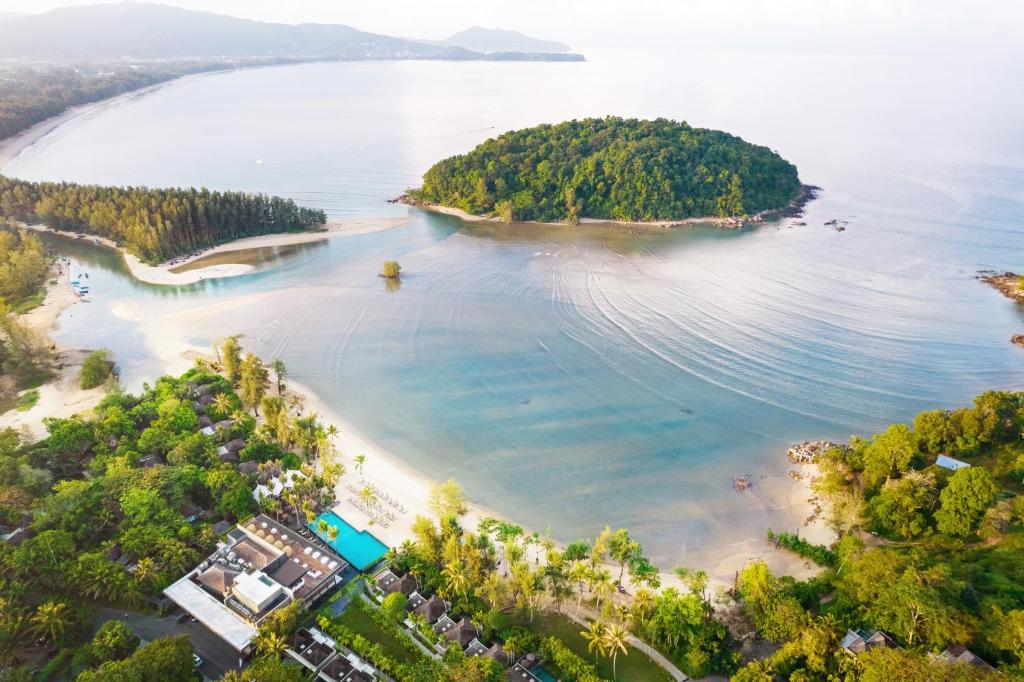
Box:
92;607;245;680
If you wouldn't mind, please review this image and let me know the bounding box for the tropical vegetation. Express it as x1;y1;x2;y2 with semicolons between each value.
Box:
410;117;801;223
0;339;343;679
0;175;327;263
730;389;1024;680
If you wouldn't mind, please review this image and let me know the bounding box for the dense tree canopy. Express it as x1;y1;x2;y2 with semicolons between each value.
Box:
0;176;327;263
0;223;49;308
411;117;801;223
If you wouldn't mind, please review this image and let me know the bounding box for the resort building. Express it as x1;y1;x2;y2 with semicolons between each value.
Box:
253;469;306;503
286;627;378;681
841;629;898;655
410;593;448;624
372;568;417;597
931;645;997;671
935;454;971;471
164;514;348;653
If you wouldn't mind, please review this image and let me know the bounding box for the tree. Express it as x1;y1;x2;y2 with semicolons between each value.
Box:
238;353;270;415
581;621;607;666
935;467;999;537
983;607;1024;666
380;592;408;623
221;335;243;385
354;453;367;479
607;529;639;584
592;569;615;611
29;600;69;643
270;359;288;395
221;657;308;682
380;261;401;278
429;478;467;521
868;470;936;539
83;620;140;666
442;561;469;602
862;423;917;491
80;349;114;389
254;629;288;659
211;392;232;417
77;634;196;682
603;625;630;680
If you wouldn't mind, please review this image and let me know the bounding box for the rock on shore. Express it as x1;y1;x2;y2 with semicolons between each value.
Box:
787;440;843;464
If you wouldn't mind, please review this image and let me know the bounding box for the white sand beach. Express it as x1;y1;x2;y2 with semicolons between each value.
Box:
20;216;411;286
0;261;107;439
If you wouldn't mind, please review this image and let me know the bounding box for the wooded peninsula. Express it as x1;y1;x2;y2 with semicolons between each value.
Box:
0;176;327;263
407;117;802;224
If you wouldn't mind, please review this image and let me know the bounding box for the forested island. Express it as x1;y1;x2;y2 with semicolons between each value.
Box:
0;176;327;263
406;117;803;224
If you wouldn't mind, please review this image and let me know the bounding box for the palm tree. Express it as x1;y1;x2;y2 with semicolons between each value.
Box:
631;587;655;624
357;486;377;508
281;490;300;527
327;525;339;542
442;561;469;601
211;392;231;416
270;358;288;395
134;557;160;589
302;500;316;525
581;620;607;666
569;561;590;616
326;424;339;443
354;454;367;480
253;630;288;659
603;624;630;680
593;569;615;611
30;601;69;643
317;519;329;536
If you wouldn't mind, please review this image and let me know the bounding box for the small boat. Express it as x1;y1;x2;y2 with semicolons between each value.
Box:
71;280;81;286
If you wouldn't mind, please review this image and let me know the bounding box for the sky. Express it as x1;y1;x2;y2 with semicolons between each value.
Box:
0;0;1020;54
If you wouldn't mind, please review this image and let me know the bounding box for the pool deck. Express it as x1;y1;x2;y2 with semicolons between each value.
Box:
311;509;389;572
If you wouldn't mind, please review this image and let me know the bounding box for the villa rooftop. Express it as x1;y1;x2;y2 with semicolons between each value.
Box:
165;514;347;652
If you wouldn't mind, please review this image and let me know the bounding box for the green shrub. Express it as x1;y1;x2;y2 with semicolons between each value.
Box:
766;529;836;567
79;349;114;389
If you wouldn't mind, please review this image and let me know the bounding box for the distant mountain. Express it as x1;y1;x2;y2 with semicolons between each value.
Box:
0;2;580;62
436;26;571;53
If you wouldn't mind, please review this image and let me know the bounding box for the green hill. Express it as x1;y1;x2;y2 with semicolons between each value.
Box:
409;117;801;223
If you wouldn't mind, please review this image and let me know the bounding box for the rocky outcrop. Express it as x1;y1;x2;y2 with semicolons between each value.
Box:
979;271;1024;303
787;440;844;464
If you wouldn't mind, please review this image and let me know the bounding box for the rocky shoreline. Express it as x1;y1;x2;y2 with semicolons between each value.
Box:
977;271;1024;350
394;183;821;231
787;439;843;464
979;270;1024;303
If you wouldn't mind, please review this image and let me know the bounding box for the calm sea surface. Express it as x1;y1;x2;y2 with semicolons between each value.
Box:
7;49;1024;567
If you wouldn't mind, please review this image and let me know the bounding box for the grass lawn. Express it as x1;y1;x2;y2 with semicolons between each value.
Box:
335;600;425;666
510;611;672;681
16;389;39;412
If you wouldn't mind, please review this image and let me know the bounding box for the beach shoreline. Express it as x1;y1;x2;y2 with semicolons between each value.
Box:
0;80;183;171
0;260;107;439
20;217;412;286
396;183;820;232
7;263;835;589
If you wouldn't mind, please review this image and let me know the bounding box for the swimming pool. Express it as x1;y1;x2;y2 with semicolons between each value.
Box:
310;511;388;572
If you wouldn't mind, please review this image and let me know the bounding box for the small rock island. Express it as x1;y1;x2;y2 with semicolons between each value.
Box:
403;116;808;225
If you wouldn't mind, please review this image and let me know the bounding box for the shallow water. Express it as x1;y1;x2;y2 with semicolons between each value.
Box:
9;48;1024;566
